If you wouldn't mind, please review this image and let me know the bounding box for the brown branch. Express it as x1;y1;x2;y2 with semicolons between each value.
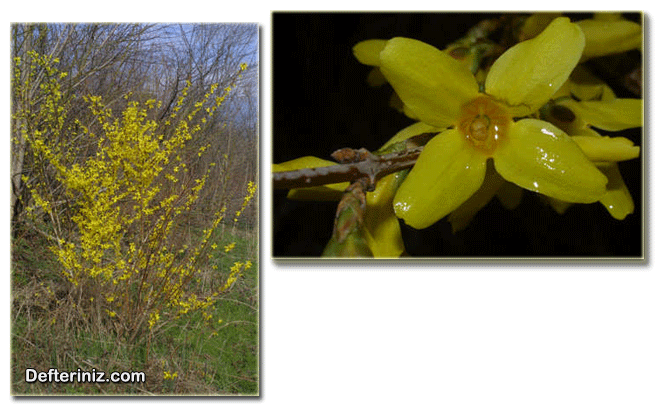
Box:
273;132;436;191
272;146;423;191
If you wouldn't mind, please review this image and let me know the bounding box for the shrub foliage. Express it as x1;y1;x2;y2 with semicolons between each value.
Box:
12;51;257;348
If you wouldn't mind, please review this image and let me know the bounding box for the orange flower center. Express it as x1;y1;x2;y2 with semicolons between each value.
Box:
458;96;510;155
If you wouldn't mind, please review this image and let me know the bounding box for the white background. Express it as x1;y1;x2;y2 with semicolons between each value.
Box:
4;2;658;405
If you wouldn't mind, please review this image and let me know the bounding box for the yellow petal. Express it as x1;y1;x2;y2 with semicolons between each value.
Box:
364;171;407;258
379;121;442;151
547;163;634;219
566;65;617;101
388;92;405;115
518;13;562;41
447;161;504;233
387;93;420;121
571;134;640;163
367;170;406;208
364;214;404;258
273;156;349;201
598;163;634;220
486;17;585;116
551;80;572;100
353;39;388;66
594;12;623;22
558;99;642;131
272;156;337;172
577;19;642;60
493;119;607;203
393;129;487;229
366;67;387;87
285;187;347;201
546;196;573;215
272;156;336;172
379;37;479;128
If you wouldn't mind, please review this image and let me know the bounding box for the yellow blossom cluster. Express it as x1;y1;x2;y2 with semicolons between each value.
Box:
220;261;252;292
15;53;256;337
275;14;641;257
234;181;257;222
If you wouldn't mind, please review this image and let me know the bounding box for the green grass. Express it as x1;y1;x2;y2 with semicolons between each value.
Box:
11;224;259;395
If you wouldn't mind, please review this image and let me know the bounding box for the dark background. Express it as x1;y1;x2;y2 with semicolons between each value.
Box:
271;12;643;258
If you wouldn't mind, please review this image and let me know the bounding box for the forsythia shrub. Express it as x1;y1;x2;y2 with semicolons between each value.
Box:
13;52;256;343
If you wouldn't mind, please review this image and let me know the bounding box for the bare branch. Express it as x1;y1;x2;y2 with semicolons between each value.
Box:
272;131;436;191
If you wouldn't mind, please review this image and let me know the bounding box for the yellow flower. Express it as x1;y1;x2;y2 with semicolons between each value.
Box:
518;13;563;41
534;128;639;220
148;311;160;329
354;18;640;229
539;60;642;220
540;69;642;220
576;15;642;61
517;13;641;61
361;170;406;258
552;99;642;135
367;17;608;229
566;129;638;220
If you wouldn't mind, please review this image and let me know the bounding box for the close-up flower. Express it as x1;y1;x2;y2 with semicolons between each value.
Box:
272;12;642;257
367;17;607;229
350;14;642;233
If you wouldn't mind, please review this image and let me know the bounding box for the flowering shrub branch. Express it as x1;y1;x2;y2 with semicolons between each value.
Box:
273;132;434;191
273;13;642;258
13;51;257;344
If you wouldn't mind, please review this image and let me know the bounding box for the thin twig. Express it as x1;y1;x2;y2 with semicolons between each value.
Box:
273;145;424;191
273;131;435;191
